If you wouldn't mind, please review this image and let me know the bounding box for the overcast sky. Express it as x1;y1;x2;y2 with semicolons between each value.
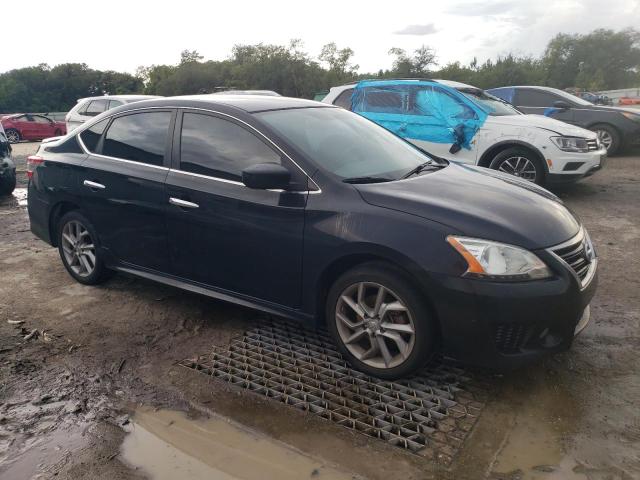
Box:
2;0;638;74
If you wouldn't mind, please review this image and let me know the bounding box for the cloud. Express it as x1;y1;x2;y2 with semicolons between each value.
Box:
393;23;438;35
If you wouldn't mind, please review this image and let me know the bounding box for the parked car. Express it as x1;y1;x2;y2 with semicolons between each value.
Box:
0;123;16;195
323;80;606;186
27;95;597;378
65;95;161;133
1;114;67;143
487;86;640;155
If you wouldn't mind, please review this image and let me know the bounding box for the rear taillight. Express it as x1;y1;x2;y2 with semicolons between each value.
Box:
26;155;44;179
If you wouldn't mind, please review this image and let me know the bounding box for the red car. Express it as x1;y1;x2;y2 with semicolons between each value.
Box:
0;114;67;143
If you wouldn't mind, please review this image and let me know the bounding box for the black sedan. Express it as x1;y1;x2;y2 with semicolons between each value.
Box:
26;95;597;378
488;85;640;155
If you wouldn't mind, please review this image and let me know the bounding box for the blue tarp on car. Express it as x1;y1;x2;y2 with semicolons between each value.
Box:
351;80;487;150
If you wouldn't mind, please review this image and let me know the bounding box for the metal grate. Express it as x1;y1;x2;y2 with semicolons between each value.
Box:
181;320;485;463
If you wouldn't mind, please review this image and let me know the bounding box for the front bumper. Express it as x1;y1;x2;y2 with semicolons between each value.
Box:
545;147;606;184
429;246;597;370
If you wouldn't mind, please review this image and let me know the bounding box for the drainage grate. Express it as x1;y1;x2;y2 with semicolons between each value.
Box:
181;320;485;463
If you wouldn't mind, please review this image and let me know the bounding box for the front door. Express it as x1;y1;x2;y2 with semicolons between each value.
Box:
77;110;174;272
514;89;576;124
165;110;307;307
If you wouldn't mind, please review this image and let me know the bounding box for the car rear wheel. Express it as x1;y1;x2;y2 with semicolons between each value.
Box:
5;129;20;143
57;211;111;285
326;262;437;379
0;170;16;196
590;124;620;155
489;147;544;185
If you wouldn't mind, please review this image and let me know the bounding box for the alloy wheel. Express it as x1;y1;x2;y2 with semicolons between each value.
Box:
498;156;537;182
61;220;96;277
6;130;19;143
335;282;416;369
595;129;613;150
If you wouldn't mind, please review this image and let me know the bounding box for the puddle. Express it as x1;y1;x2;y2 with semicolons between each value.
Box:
120;407;355;480
0;422;90;479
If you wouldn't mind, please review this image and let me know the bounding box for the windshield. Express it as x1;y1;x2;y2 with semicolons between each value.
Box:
257;107;437;181
459;89;521;116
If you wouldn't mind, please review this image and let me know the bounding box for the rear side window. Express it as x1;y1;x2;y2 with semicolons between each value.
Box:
333;89;354;110
102;112;171;166
79;119;109;152
179;113;280;181
515;89;559;107
84;100;108;117
108;100;123;109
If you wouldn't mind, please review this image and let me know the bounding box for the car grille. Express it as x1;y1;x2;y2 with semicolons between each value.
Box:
586;138;599;151
551;237;592;282
494;323;532;354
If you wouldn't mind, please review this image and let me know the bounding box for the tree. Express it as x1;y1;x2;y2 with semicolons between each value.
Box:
180;49;204;64
388;45;437;76
319;42;359;83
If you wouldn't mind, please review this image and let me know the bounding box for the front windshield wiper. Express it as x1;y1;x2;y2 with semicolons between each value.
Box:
400;161;443;179
342;176;394;184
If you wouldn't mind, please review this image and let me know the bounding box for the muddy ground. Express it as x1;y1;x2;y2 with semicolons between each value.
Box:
0;142;639;480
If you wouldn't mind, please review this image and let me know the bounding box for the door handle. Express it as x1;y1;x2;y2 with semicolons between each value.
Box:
169;197;199;209
83;180;106;190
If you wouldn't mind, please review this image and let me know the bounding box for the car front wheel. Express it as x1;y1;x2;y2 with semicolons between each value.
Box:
489;147;544;185
326;262;436;379
57;211;111;285
5;129;20;143
590;124;620;155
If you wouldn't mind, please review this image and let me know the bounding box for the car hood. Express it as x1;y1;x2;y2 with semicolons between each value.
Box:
356;163;580;250
486;114;597;138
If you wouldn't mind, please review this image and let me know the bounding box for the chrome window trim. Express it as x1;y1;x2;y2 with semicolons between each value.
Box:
547;227;597;290
77;134;170;171
75;105;321;193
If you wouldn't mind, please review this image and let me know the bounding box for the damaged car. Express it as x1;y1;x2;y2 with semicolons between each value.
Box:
27;95;597;378
0;123;16;195
323;79;607;186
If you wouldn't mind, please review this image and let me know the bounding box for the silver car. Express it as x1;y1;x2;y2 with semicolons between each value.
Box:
65;95;160;132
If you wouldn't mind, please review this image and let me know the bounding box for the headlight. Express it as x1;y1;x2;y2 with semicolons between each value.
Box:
447;236;552;281
621;112;640;123
550;136;589;153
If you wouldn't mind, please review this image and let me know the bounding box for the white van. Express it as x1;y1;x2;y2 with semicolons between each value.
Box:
322;79;606;186
65;95;160;133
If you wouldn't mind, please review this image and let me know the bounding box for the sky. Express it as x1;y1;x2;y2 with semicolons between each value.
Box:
2;0;639;74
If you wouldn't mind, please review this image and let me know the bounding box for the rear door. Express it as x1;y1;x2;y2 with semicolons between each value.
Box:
77;110;174;272
513;89;575;124
32;115;57;139
165;110;307;307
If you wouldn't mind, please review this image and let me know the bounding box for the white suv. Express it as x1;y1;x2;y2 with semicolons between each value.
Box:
65;95;160;133
322;79;606;185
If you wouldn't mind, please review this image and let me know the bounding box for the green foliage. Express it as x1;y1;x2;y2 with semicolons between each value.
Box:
0;63;143;112
1;28;639;112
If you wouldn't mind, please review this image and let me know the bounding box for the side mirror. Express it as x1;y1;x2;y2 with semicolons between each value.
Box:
242;163;291;190
553;100;571;110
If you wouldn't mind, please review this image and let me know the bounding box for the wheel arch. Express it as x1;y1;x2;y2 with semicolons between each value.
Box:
313;251;442;339
478;140;549;174
49;201;82;247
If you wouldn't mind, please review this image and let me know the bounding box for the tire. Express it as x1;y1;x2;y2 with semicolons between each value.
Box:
57;211;112;285
5;129;20;144
326;262;437;379
590;124;620;155
489;146;545;185
0;170;16;196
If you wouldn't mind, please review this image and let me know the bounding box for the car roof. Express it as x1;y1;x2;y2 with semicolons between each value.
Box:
77;95;161;103
332;78;478;91
489;86;561;92
119;94;328;114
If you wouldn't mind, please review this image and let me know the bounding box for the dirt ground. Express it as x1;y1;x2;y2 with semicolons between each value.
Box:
1;142;639;480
